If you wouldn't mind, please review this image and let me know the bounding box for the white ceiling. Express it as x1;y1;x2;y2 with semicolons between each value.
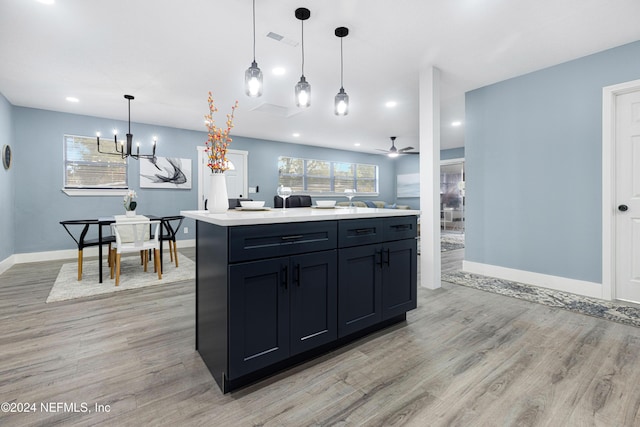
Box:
2;0;640;154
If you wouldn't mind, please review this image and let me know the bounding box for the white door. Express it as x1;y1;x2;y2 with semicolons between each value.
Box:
615;90;640;303
197;148;248;209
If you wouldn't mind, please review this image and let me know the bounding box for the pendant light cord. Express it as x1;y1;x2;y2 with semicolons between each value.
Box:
252;0;256;62
340;37;344;89
301;19;305;76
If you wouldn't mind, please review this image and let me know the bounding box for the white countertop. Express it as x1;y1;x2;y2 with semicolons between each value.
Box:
181;207;421;226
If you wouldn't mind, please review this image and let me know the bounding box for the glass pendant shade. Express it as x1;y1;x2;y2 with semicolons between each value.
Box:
245;61;263;97
295;75;311;107
335;87;349;116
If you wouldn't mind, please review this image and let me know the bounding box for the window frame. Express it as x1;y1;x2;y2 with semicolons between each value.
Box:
278;156;379;197
62;134;129;196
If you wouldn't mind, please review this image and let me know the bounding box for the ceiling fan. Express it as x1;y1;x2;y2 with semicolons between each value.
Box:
376;136;419;157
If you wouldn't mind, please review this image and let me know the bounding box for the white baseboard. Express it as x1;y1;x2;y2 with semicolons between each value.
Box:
0;255;16;275
7;239;197;266
462;260;607;300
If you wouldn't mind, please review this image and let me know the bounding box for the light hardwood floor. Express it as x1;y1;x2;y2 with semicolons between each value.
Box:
1;248;640;426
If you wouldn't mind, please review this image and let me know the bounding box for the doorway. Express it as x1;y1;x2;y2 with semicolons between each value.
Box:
197;148;248;210
603;79;640;303
440;159;465;233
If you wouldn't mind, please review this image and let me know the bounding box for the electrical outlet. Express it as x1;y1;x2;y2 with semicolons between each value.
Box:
183;227;189;234
249;186;257;193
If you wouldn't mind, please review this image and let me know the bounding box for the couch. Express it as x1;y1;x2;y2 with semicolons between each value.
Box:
335;200;410;209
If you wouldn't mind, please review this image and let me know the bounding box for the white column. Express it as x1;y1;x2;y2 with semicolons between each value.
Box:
419;65;441;289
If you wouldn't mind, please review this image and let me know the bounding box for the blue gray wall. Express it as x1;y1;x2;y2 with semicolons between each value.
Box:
10;105;398;254
465;40;640;284
0;94;14;261
395;148;465;209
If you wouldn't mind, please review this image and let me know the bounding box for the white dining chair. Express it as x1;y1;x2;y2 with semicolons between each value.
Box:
110;220;162;286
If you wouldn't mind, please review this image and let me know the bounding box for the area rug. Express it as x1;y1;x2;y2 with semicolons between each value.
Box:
441;233;465;251
442;271;640;328
47;255;195;303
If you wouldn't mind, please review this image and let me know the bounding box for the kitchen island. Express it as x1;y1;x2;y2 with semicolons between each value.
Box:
182;207;420;393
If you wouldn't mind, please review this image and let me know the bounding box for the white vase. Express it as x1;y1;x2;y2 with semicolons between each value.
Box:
208;173;229;214
125;210;136;217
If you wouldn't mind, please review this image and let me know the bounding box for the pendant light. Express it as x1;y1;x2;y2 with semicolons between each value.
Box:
244;0;263;97
334;27;349;116
294;8;311;108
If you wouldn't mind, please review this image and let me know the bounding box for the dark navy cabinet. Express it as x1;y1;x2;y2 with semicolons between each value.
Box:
337;216;417;337
338;244;382;336
228;257;290;378
228;250;337;378
289;251;338;355
381;239;417;319
195;215;417;393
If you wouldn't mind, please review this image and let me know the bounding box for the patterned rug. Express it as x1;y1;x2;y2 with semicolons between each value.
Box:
442;271;640;328
441;233;465;251
47;254;195;303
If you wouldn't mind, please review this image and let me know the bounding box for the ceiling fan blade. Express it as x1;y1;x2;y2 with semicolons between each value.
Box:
398;146;415;152
403;151;420;155
375;149;389;153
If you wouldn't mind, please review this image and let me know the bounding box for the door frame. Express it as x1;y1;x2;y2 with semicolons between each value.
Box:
196;147;249;210
602;78;640;300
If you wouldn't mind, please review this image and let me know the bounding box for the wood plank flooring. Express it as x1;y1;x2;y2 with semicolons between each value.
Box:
1;248;640;426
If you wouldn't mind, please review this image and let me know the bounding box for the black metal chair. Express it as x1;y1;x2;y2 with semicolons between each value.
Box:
60;219;116;281
159;215;185;268
274;194;312;208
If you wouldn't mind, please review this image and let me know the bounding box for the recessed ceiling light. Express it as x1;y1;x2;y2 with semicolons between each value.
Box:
65;97;79;103
385;101;397;108
272;67;286;76
354;142;361;147
292;133;300;137
451;121;462;127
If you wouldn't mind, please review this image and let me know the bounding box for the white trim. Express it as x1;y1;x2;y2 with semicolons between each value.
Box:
462;260;604;300
8;239;196;265
62;188;129;197
602;78;640;302
440;157;464;166
0;255;15;275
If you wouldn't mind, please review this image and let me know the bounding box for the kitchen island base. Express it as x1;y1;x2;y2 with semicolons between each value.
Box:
185;208;419;393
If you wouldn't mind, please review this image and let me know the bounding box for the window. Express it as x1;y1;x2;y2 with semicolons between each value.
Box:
278;156;378;195
64;134;127;190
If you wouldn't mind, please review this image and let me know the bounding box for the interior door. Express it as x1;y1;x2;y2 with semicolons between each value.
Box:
615;89;640;303
198;148;248;209
225;151;247;198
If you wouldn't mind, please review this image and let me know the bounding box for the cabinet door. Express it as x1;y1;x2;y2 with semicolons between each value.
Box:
229;258;290;379
290;250;338;355
382;239;417;319
338;245;382;337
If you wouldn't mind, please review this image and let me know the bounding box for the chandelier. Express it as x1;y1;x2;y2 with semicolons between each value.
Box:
96;95;157;160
